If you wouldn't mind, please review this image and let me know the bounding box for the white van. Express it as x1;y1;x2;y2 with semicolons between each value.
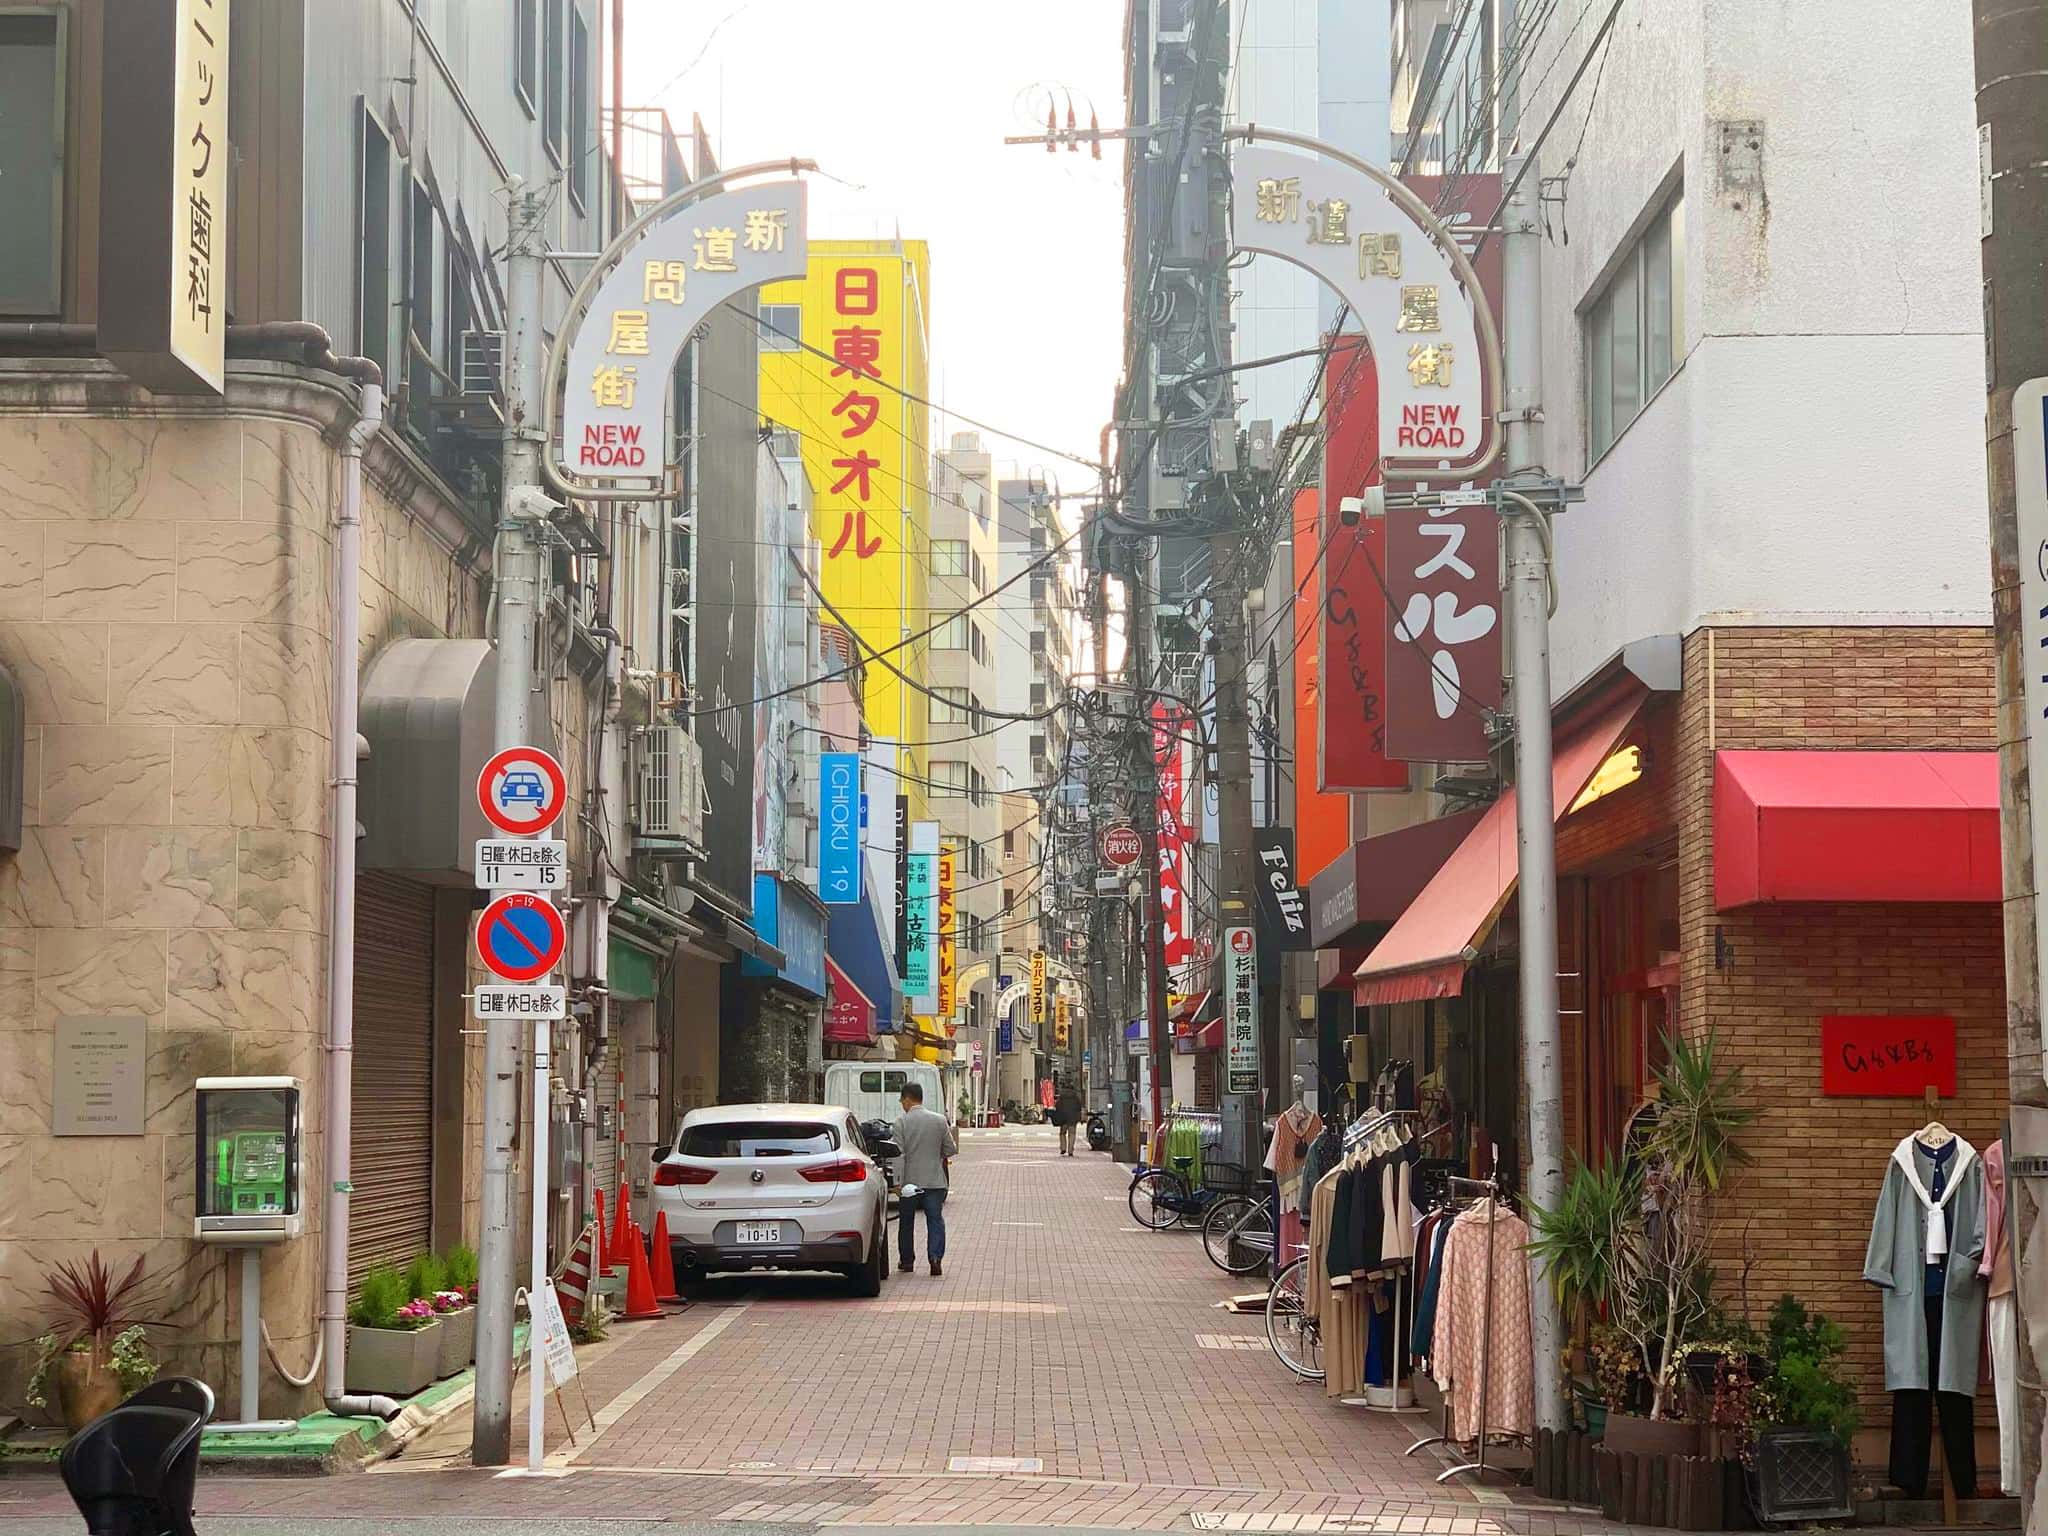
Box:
823;1061;949;1130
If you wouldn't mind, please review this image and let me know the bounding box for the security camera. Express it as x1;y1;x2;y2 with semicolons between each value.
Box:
507;485;564;522
1337;487;1386;527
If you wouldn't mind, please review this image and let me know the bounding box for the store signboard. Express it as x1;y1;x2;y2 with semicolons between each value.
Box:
1820;1015;1956;1098
819;752;861;903
936;850;957;1020
1383;498;1502;761
1224;926;1258;1095
2015;377;2048;1002
903;853;935;1000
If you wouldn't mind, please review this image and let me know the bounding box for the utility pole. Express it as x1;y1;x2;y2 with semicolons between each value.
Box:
1975;0;2048;1513
473;186;550;1468
1087;503;1115;1109
1127;538;1172;1136
1209;526;1259;1170
1500;155;1566;1436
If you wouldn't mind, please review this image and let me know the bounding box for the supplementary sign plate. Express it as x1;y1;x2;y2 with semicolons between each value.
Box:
477;746;568;836
478;893;567;984
474;985;568;1021
475;838;568;889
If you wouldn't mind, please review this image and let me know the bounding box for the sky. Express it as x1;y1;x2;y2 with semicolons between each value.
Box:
621;0;1126;498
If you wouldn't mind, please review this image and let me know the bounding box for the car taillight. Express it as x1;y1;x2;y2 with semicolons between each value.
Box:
653;1163;715;1186
800;1158;868;1184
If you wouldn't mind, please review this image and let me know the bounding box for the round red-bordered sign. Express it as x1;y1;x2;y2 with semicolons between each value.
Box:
477;746;568;835
1100;824;1143;869
477;892;568;983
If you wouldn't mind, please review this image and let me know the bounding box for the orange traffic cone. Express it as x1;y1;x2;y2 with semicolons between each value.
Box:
592;1188;614;1274
649;1212;683;1303
621;1218;662;1320
556;1221;596;1326
609;1184;633;1268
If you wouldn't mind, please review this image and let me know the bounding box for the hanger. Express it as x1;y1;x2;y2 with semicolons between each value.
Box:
1915;1085;1955;1149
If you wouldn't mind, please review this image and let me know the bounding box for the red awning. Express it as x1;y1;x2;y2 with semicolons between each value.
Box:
1714;750;2000;908
1169;990;1213;1027
1354;687;1647;1005
1192;1017;1225;1051
823;956;876;1044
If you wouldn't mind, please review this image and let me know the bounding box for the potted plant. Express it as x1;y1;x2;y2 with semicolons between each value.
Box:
345;1264;443;1398
407;1253;473;1378
24;1253;161;1430
437;1244;480;1371
1749;1296;1858;1523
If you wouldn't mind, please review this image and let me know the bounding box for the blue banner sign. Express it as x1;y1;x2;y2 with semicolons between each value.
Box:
820;753;861;904
903;853;935;996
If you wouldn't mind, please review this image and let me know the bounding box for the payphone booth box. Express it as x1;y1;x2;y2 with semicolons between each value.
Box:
193;1077;303;1244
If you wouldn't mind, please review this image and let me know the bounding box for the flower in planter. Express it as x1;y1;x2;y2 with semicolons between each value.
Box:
431;1290;469;1314
394;1297;437;1326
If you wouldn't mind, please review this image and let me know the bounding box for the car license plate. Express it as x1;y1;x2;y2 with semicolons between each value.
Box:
736;1222;782;1244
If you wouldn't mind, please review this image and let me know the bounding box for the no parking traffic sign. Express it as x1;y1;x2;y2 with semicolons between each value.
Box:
477;892;567;984
477;746;568;836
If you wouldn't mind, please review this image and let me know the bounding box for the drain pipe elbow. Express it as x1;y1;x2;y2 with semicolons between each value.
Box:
322;378;384;1414
325;1391;404;1421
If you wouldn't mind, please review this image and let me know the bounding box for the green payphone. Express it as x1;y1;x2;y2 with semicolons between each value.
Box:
193;1076;303;1243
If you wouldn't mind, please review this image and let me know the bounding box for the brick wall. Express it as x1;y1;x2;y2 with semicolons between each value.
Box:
1673;626;2003;1435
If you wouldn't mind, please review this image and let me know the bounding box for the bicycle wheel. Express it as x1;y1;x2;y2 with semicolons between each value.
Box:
1128;1169;1184;1230
1203;1196;1274;1275
1266;1254;1325;1381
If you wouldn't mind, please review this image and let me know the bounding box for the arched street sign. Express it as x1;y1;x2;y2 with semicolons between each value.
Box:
553;175;810;491
477;893;568;984
477;745;568;836
1227;131;1502;482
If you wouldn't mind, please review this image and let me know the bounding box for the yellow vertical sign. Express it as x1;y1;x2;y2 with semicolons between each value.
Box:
936;850;958;1022
1030;951;1048;1024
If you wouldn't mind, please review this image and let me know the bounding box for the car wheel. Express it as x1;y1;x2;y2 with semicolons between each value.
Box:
848;1220;885;1297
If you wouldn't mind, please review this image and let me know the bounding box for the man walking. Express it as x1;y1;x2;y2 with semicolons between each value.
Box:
893;1082;957;1276
1055;1080;1083;1156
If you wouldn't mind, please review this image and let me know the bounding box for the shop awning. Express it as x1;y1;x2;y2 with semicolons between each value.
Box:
1309;810;1485;948
1168;990;1212;1026
1192;1016;1224;1051
1714;750;2000;908
1353;686;1647;1005
826;887;898;1034
824;956;875;1043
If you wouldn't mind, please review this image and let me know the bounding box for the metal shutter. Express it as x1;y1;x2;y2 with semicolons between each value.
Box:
349;872;436;1285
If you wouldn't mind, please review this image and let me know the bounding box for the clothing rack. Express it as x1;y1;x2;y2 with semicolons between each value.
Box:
1405;1173;1523;1483
1338;1109;1424;1415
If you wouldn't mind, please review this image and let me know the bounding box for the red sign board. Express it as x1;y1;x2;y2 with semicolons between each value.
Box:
1820;1015;1957;1098
1319;338;1407;791
477;745;568;835
1100;824;1142;869
1152;703;1197;969
1384;499;1504;762
824;957;875;1044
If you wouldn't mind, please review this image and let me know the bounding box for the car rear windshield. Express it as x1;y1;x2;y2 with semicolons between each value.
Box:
679;1121;839;1159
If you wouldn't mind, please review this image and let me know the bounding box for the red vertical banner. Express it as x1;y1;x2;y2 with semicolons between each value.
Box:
1319;337;1408;791
1384;503;1503;760
1152;702;1196;969
1292;489;1352;883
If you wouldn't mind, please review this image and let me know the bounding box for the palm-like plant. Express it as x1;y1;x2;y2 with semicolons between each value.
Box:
45;1252;160;1359
1528;1155;1641;1328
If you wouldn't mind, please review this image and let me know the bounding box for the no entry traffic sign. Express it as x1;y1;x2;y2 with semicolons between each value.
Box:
477;892;567;984
477;746;568;836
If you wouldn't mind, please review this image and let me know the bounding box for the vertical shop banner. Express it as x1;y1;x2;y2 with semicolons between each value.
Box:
1253;826;1309;951
1030;950;1048;1024
1291;489;1352;883
1224;925;1258;1095
1384;501;1502;761
1152;703;1197;968
1055;994;1071;1050
894;794;910;975
936;850;958;1022
903;853;935;1001
819;753;861;903
1319;338;1408;791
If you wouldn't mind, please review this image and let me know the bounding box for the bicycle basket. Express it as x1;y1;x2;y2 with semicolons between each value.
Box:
1201;1161;1259;1196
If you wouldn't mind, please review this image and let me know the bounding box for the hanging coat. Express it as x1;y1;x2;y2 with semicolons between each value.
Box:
1863;1134;1987;1396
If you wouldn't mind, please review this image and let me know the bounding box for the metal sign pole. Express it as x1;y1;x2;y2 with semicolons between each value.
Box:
526;1019;551;1472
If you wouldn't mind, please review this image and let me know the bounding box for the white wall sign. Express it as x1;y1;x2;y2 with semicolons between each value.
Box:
1229;140;1499;481
557;181;809;486
53;1016;147;1136
2014;378;2048;992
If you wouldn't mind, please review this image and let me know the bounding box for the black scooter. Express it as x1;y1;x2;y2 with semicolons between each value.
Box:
61;1377;213;1536
1086;1108;1111;1152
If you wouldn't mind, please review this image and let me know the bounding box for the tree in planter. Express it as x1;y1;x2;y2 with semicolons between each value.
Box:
26;1253;162;1429
1761;1295;1859;1446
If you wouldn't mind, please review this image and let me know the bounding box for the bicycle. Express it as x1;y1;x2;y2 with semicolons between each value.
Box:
1127;1156;1248;1230
1265;1253;1325;1381
1201;1187;1276;1274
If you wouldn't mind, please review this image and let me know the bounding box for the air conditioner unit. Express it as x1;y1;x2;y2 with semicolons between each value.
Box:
460;329;505;396
634;725;706;853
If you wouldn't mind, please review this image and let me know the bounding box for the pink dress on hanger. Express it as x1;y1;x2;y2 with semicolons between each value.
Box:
1430;1202;1535;1442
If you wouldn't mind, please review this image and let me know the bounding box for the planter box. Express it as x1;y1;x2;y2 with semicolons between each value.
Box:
1593;1445;1755;1530
1749;1426;1851;1524
345;1320;443;1398
1602;1412;1698;1458
435;1308;476;1377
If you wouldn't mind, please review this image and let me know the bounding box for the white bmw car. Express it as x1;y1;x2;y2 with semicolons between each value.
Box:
652;1103;896;1295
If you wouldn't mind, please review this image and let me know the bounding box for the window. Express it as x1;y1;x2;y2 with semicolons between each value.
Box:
568;9;590;209
970;553;986;591
543;0;566;164
1030;571;1048;601
1030;734;1048;762
515;0;539;114
929;686;973;725
0;10;64;315
678;1120;837;1158
970;767;989;808
1003;828;1016;857
933;613;970;650
1585;191;1683;461
408;182;436;415
969;624;988;665
1029;682;1047;711
759;302;801;351
358;110;394;381
932;539;969;578
931;760;970;797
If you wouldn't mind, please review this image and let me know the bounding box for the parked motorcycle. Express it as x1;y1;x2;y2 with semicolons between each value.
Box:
1086;1109;1111;1152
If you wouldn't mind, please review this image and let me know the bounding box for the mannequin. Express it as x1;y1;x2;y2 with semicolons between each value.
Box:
1265;1075;1323;1217
1864;1118;1985;1500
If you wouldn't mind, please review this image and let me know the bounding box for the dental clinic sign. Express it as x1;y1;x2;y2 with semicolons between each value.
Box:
1228;134;1500;483
555;179;809;487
